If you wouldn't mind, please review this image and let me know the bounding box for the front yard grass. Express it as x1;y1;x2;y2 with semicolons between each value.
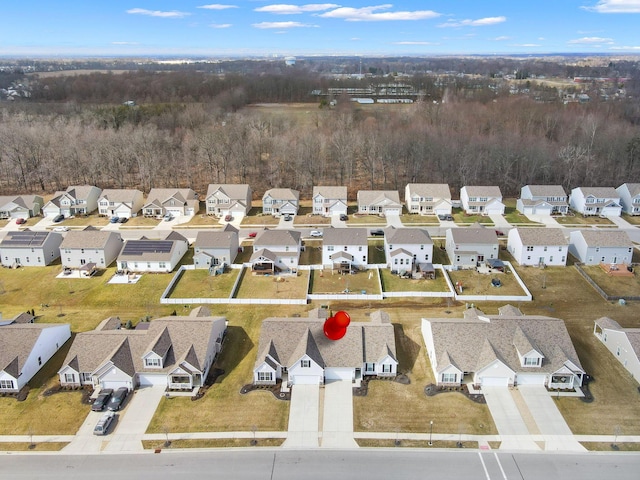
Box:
579;266;640;298
310;268;381;294
348;214;387;225
168;268;239;299
400;214;440;225
234;270;309;299
554;214;614;226
240;208;279;226
622;213;640;225
142;438;285;449
293;207;331;226
451;210;494;225
446;269;527;297
121;215;161;227
379;268;450;293
55;214;110;228
503;203;539;225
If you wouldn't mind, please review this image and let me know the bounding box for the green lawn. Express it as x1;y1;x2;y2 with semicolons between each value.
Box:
300;241;322;265
169;268;240;299
452;209;494;225
579;266;640;298
310;268;381;294
368;240;386;264
234;270;309;299
380;268;450;293
240;208;279;226
400;214;440;225
503;203;539;224
555;214;614;226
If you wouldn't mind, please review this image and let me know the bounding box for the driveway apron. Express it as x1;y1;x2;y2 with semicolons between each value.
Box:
283;384;320;448
321;380;358;448
518;385;586;452
482;386;540;451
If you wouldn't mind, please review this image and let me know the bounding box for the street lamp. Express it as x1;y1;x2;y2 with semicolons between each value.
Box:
429;420;434;446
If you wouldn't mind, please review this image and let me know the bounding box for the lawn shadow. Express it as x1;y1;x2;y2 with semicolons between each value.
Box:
215;326;254;382
28;334;75;389
393;323;421;375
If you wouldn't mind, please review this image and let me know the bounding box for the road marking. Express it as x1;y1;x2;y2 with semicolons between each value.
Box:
478;451;491;480
494;452;508;480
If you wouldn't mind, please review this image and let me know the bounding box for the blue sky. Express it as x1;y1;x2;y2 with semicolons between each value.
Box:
1;1;639;57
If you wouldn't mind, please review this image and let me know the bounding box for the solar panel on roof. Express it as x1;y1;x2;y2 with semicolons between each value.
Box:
1;231;49;247
122;240;173;255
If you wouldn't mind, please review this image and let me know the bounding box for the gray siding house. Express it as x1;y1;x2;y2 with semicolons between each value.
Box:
568;230;634;265
312;186;348;216
193;225;239;269
60;229;124;269
98;189;144;218
0;195;44;220
205;184;252;217
0;230;63;267
262;188;300;216
42;185;102;218
445;227;499;268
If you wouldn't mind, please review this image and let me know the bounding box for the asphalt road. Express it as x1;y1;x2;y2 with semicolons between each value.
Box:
4;449;640;480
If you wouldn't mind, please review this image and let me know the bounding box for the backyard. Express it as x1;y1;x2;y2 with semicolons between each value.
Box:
446;268;527;297
310;268;381;295
233;269;309;299
577;265;640;298
168;268;240;299
379;268;450;293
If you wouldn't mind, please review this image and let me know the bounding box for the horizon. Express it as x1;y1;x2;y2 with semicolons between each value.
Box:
1;1;639;57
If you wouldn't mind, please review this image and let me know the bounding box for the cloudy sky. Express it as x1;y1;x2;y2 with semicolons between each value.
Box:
1;1;639;56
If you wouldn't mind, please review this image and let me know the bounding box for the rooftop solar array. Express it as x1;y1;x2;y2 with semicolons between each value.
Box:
1;231;50;247
121;240;173;256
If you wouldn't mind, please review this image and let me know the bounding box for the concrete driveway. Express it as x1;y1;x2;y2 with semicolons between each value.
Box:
63;410;110;453
489;214;512;231
283;384;320;448
518;385;586;452
482;386;540;451
525;214;563;227
606;214;636;229
321;380;358;448
385;213;403;228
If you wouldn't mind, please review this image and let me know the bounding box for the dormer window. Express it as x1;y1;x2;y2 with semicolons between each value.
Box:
523;357;540;367
145;357;162;368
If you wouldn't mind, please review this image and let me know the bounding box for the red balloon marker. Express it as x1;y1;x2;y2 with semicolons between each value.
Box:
323;311;350;340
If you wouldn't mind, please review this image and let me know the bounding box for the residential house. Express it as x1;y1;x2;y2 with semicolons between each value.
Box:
193;225;239;269
404;184;452;216
251;229;302;274
445;226;499;268
0;311;35;326
117;232;189;273
142;188;199;218
507;228;568;266
0;195;44;220
594;317;640;382
421;306;585;389
517;185;568;215
42;185;102;218
312;186;348;216
384;227;434;274
205;184;252;218
253;309;397;386
262;188;300;217
568;230;633;265
616;183;640;216
98;189;144;218
0;230;63;267
357;190;402;216
0;322;71;393
58;307;226;392
321;228;368;272
569;187;622;216
460;186;505;215
60;229;123;269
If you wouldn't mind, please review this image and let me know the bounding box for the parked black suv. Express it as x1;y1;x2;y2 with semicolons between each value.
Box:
107;387;129;411
91;388;113;412
370;229;385;237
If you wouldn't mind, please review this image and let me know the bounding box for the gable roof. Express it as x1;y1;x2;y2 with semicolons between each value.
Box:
195;230;237;249
595;317;640;359
618;183;640;197
145;188;198;206
118;232;187;262
523;185;567;197
263;188;299;201
406;184;451;199
206;184;250;200
574;230;633;248
0;324;68;378
357;190;401;206
60;230;122;249
99;189;142;203
0;230;60;249
385;227;433;245
513;228;567;246
254;229;301;248
65;185;100;200
574;186;619;198
449;227;498;245
462;186;503;198
323;227;367;246
312;186;347;199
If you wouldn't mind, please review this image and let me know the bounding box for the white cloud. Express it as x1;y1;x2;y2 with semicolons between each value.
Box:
197;4;238;9
439;16;506;27
392;41;439;45
582;1;640;13
510;43;542;47
319;5;440;21
209;23;232;28
126;8;190;18
568;36;614;44
111;41;139;45
493;36;510;41
252;21;317;28
255;4;339;14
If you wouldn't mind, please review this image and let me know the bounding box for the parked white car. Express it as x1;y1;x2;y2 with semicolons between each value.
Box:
309;230;323;237
53;226;69;232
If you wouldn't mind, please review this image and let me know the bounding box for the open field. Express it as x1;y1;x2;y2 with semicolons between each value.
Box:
169;268;239;299
233;270;309;299
310;268;380;294
379;268;450;293
579;265;640;297
446;269;527;296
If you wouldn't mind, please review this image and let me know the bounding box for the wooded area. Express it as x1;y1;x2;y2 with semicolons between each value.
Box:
1;68;639;198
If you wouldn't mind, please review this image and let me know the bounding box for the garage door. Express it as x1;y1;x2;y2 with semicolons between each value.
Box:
138;374;167;387
166;208;182;217
292;375;321;385
325;368;353;381
101;380;131;390
480;376;509;387
385;208;401;216
516;374;547;385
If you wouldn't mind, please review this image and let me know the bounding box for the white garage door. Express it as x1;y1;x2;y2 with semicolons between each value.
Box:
138;374;167;387
481;376;509;387
516;374;547;385
292;375;321;385
166;208;182;216
385;208;401;216
325;368;353;381
101;380;131;390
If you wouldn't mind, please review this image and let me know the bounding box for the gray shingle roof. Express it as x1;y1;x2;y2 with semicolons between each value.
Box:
263;188;300;201
254;229;301;247
385;227;432;245
313;186;348;199
99;189;142;204
575;186;619;198
357;190;401;206
0;324;68;378
513;228;567;246
463;186;503;198
195;230;237;249
206;184;250;200
323;228;367;246
576;230;633;248
619;183;640;197
524;185;567;197
449;227;498;244
406;184;451;199
60;230;122;249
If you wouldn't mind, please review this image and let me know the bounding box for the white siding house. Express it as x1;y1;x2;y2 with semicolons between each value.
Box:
384;227;433;272
142;188;199;218
517;185;568;215
193;226;239;269
0;231;63;267
445;227;499;268
357;190;402;216
0;323;71;393
404;184;452;215
251;229;301;274
322;228;368;271
42;185;102;218
568;230;633;265
616;183;640;216
117;232;188;273
60;230;123;269
262;188;300;216
312;186;348;216
569;187;622;216
507;228;568;266
205;184;252;217
594;317;640;383
98;189;144;218
460;186;505;215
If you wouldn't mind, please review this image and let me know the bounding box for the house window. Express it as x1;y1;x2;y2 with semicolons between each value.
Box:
358;246;362;252
301;359;311;368
382;364;392;373
80;373;92;382
328;246;334;252
616;347;621;356
38;356;42;366
394;259;398;265
524;357;539;366
0;379;15;389
365;363;375;372
526;246;534;252
441;373;456;383
159;262;166;269
64;373;75;383
420;245;424;250
258;372;273;382
601;257;605;262
145;358;162;367
543;246;547;252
